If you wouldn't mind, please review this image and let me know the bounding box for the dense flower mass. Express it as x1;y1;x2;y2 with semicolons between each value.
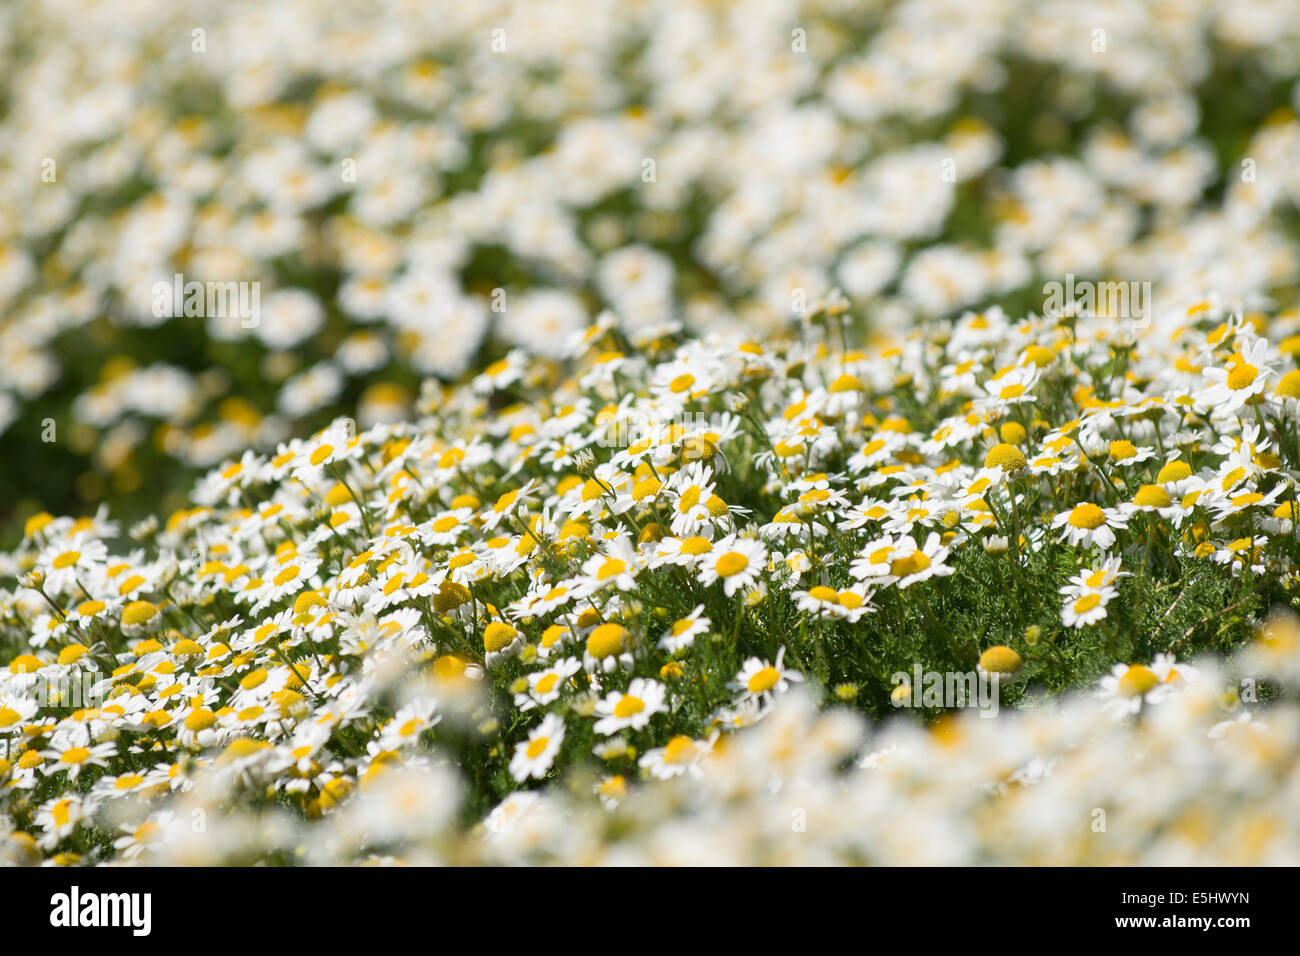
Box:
3;0;1300;522
3;0;1300;867
4;299;1300;864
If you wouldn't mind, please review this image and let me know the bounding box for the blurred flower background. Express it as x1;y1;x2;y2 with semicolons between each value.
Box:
3;0;1300;542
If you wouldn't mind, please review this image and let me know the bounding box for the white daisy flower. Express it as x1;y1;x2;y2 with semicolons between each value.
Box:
731;646;803;702
593;678;667;735
509;713;566;782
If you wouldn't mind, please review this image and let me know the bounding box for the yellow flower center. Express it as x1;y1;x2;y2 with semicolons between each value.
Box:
57;644;89;666
1024;345;1056;366
434;581;471;612
983;443;1026;471
978;645;1023;673
1073;593;1102;613
633;477;662;500
9;654;42;674
587;623;627;658
663;736;696;763
1156;459;1191;483
715;552;749;578
483;622;518;653
1226;362;1258;390
1108;440;1137;462
122;601;158;626
890;552;931;578
613;695;645;718
1132;485;1171;508
1275;369;1300;399
61;747;91;765
1118;665;1159;698
1067;503;1106;529
597;558;627;580
680;536;712;555
747;666;780;694
18;749;43;770
185;708;218;731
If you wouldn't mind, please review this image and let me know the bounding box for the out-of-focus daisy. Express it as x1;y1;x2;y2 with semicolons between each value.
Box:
510;714;565;782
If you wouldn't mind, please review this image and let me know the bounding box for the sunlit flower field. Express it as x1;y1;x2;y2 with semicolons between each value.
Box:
3;0;1300;866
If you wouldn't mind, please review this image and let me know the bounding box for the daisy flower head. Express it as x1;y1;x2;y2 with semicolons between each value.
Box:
65;596;121;629
982;442;1028;479
1063;555;1129;592
881;533;954;589
697;534;767;596
0;694;40;735
293;417;362;483
513;657;582;711
38;538;108;595
583;621;636;674
483;620;524;666
731;647;803;702
421;507;475;547
1150;652;1200;688
535;622;576;660
34;796;86;849
480;479;538;531
510;714;566;783
120;600;163;637
1060;584;1117;629
40;730;117;781
1097;661;1175;718
575;534;641;597
667;461;719;536
510;578;577;619
976;645;1024;682
1053;502;1129;549
659;605;710;653
793;584;875;621
638;733;711;780
651;533;716;568
1123;482;1183;520
981;364;1040;408
594;678;667;735
1201;336;1274;413
114;813;171;861
850;535;899;582
1105;439;1157;468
